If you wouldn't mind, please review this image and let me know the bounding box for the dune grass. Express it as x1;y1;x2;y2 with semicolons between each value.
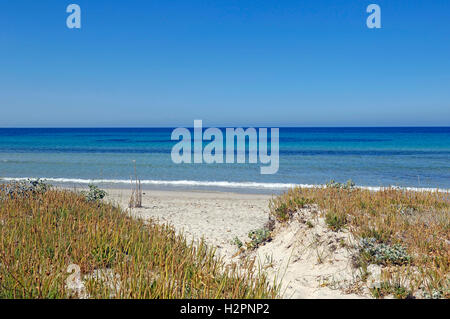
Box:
0;183;279;299
269;185;449;298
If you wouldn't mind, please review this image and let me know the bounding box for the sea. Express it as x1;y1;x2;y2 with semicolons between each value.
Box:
0;127;449;193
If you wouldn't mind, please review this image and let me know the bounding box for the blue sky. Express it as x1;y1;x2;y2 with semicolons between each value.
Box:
0;0;449;127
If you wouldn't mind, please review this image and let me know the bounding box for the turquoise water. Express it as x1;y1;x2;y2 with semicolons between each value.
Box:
0;127;449;192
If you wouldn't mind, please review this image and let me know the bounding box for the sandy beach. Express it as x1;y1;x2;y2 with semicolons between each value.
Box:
104;187;371;299
106;188;271;258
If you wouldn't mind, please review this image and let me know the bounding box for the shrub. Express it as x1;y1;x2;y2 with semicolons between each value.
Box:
82;185;107;202
232;237;243;249
326;179;355;190
325;211;347;231
359;238;411;266
423;288;444;299
247;228;271;249
370;281;412;299
273;203;290;222
269;196;313;223
0;178;50;200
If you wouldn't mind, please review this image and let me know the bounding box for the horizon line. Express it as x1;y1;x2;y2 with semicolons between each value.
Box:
0;125;449;129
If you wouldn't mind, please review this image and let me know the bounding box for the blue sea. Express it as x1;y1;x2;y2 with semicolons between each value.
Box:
0;127;449;193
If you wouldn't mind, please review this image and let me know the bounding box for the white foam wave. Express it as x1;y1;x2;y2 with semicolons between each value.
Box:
0;177;298;190
0;177;448;193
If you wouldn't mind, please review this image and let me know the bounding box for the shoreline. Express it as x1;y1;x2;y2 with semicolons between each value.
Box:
1;177;449;194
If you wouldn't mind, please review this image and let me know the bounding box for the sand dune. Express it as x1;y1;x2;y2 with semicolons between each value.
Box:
105;188;374;299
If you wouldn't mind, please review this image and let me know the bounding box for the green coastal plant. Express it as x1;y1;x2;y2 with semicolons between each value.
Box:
325;210;347;231
231;237;243;249
82;184;107;202
269;196;312;223
370;281;412;299
247;228;271;249
325;179;356;190
0;187;279;299
358;237;411;266
0;178;50;200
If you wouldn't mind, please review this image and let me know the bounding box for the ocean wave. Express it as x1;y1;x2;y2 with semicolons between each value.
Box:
0;177;298;190
0;177;448;193
1;147;450;156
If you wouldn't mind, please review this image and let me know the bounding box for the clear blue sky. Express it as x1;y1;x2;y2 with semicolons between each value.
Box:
0;0;449;127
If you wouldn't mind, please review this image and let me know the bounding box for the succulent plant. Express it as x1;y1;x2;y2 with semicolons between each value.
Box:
359;237;411;265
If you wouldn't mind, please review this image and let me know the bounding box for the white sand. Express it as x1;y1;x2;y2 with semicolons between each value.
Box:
104;188;374;299
106;189;271;259
252;206;377;299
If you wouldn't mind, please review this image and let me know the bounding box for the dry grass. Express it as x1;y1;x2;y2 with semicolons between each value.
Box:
128;160;142;208
0;184;279;299
269;186;449;298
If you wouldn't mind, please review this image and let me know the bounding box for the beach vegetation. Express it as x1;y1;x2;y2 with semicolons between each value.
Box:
128;160;143;208
325;179;356;190
269;196;313;223
247;228;272;249
370;281;413;299
0;178;50;200
81;184;107;202
269;186;449;298
0;186;279;299
358;238;411;266
232;237;243;249
325;210;347;231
